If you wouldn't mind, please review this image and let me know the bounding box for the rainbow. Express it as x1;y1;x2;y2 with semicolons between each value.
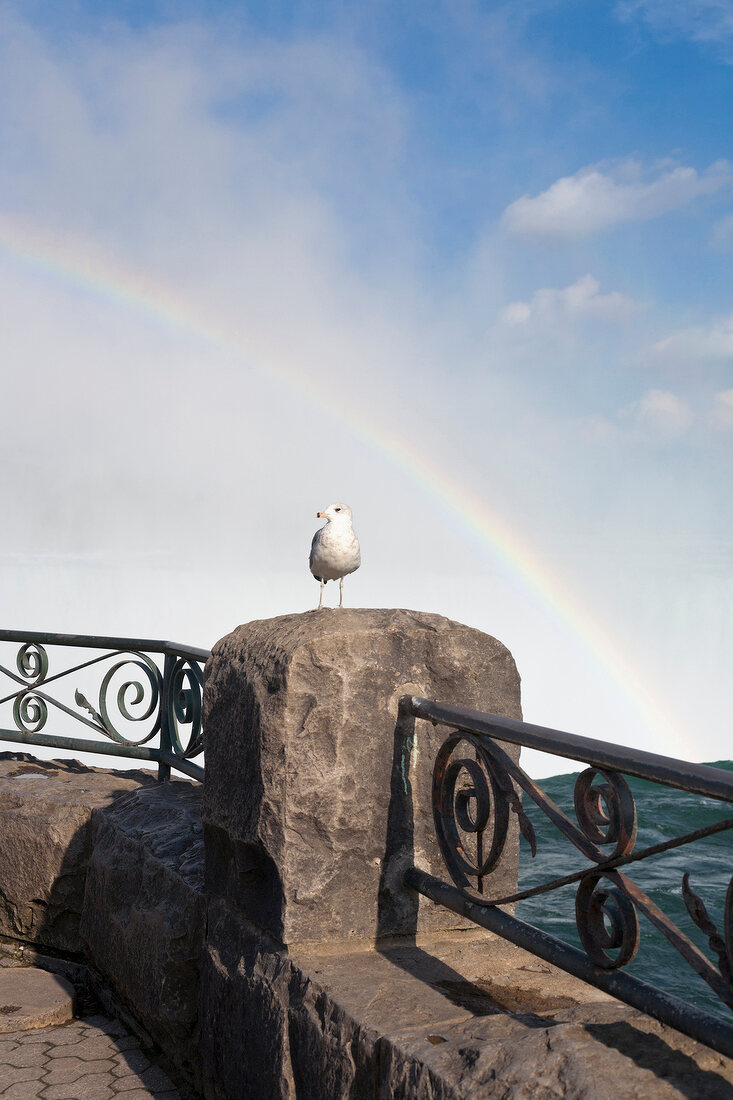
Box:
0;212;688;758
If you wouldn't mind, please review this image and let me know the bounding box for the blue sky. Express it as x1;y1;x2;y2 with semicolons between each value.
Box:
1;0;732;774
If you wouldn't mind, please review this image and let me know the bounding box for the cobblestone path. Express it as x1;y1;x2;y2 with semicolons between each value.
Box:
0;1013;181;1099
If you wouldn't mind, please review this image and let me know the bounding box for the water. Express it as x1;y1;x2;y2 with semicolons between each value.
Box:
515;761;733;1022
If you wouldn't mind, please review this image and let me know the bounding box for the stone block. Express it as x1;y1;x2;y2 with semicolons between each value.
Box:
202;609;522;946
200;899;293;1100
79;780;205;1086
0;755;155;953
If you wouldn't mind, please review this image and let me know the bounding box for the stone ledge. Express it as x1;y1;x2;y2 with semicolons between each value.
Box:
202;903;733;1099
293;934;733;1099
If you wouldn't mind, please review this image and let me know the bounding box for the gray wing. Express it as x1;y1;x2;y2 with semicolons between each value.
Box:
309;527;323;578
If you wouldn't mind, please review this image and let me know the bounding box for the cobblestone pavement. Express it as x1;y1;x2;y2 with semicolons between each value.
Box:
0;1012;181;1099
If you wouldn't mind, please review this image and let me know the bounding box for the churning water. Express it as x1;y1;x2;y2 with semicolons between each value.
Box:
516;761;733;1023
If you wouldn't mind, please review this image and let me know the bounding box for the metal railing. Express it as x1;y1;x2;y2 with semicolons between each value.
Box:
0;630;208;781
400;695;733;1058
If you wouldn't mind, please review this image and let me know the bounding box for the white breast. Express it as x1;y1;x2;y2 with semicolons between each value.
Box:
310;521;361;581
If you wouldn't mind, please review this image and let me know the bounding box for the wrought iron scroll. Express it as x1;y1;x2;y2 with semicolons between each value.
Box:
402;694;733;1057
0;631;208;781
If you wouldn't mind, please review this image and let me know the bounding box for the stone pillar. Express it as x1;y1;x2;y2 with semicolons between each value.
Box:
201;609;521;947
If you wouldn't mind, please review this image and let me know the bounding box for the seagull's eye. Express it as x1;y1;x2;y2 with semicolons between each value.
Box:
335;507;341;512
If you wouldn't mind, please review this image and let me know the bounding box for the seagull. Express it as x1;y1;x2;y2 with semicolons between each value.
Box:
309;503;361;610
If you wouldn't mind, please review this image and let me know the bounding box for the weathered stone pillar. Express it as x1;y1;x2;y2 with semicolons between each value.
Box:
201;609;521;947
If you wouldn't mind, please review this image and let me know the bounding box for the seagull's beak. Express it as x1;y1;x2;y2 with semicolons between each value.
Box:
316;511;325;518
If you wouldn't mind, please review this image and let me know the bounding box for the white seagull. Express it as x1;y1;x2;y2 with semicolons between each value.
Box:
309;503;361;610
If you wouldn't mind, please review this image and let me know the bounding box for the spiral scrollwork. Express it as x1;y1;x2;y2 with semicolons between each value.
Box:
575;870;640;969
95;655;162;745
165;659;204;758
15;643;48;687
13;690;48;733
433;732;511;891
573;767;637;859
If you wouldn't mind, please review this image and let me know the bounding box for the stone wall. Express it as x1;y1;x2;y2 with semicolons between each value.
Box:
80;780;205;1083
0;755;157;953
2;611;732;1099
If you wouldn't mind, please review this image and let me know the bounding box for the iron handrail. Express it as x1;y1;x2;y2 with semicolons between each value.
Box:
0;629;210;664
0;630;209;781
406;696;733;802
401;694;733;1059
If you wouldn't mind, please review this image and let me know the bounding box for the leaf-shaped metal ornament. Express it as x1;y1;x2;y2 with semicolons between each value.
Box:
682;872;733;994
488;750;538;857
683;872;720;939
515;799;537;858
75;688;103;727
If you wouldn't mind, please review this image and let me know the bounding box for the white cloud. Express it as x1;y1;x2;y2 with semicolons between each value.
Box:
581;388;695;443
500;274;636;325
615;1;733;59
502;159;733;239
624;389;693;437
650;312;733;365
501;301;532;325
712;389;733;428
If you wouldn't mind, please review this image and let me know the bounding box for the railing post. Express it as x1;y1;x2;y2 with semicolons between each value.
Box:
197;610;522;1097
200;609;522;947
157;653;174;782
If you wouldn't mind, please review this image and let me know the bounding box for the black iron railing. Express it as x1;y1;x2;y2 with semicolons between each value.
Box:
401;695;733;1058
0;630;208;781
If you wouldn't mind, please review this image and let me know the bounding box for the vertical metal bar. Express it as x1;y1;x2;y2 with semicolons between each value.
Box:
158;653;174;782
475;746;484;893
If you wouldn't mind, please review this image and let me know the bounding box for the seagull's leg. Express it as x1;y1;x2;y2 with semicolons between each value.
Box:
339;576;344;608
318;579;325;610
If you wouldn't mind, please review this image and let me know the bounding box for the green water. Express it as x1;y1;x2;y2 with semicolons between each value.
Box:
515;761;733;1021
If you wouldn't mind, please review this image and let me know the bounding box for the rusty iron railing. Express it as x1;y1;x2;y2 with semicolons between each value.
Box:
400;695;733;1058
0;630;208;781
